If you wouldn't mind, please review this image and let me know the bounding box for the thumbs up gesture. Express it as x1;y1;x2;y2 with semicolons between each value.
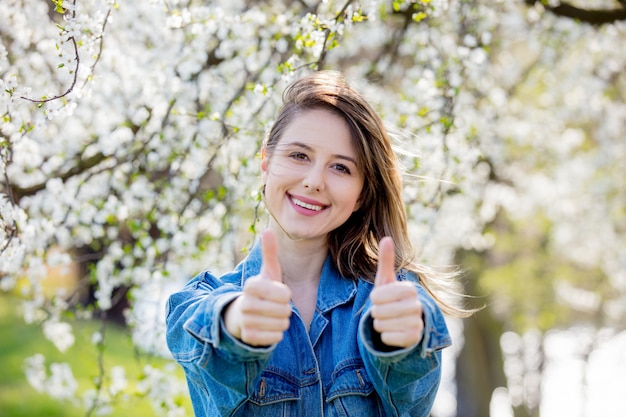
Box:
223;229;292;346
370;237;424;348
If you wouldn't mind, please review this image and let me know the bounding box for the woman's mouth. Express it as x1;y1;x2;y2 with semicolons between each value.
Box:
289;195;327;212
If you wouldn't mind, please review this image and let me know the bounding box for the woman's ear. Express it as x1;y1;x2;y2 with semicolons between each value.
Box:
260;147;268;182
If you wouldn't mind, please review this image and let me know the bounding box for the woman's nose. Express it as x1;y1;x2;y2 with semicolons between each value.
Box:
302;165;325;192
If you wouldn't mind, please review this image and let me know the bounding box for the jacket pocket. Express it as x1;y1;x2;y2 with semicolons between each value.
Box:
326;361;384;417
249;369;300;405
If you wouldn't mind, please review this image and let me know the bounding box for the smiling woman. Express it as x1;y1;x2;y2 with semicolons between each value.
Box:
261;109;364;241
165;71;470;417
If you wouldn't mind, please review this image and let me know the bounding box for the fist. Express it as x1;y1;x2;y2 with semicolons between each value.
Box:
369;237;424;348
223;230;292;346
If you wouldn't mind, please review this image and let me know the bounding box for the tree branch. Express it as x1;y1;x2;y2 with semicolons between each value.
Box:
10;152;107;199
525;0;626;25
81;8;112;90
1;134;19;256
316;0;356;70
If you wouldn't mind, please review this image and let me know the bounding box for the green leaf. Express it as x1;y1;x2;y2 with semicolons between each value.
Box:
412;12;427;22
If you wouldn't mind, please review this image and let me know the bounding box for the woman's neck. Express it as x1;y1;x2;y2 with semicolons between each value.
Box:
268;226;328;285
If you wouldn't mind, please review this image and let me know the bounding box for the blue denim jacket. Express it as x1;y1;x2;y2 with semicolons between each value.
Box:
166;241;451;417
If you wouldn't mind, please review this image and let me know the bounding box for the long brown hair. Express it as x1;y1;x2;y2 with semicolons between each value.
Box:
264;71;470;317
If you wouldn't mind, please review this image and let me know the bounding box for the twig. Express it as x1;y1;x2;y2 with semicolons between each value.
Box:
81;8;112;90
20;0;80;103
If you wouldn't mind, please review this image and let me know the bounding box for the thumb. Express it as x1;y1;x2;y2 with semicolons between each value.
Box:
375;237;396;287
260;229;282;282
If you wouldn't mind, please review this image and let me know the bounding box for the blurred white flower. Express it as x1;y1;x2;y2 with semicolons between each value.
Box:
24;354;47;392
48;362;78;400
109;366;128;396
43;319;75;352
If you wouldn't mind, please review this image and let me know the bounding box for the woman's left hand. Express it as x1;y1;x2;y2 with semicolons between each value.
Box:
369;237;424;348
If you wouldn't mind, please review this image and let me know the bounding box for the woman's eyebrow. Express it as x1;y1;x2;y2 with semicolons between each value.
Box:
285;141;358;165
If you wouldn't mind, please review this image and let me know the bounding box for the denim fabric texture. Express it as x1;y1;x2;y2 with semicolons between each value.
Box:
165;240;451;417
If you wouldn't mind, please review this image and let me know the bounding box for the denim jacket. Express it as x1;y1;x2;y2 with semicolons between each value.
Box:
165;241;451;417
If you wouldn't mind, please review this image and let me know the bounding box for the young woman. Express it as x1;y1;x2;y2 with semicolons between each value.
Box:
166;71;465;416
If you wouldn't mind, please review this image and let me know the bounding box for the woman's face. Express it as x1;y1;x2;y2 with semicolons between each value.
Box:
262;108;364;243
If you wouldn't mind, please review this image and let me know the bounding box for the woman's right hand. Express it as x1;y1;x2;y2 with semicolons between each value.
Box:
223;229;292;346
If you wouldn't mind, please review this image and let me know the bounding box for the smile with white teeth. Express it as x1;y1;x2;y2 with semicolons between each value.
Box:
291;196;325;211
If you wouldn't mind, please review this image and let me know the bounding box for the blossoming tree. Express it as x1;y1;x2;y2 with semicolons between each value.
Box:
1;1;624;416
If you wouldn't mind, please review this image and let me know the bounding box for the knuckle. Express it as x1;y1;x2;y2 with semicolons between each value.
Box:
372;318;382;332
380;332;397;347
370;288;383;302
240;297;260;313
405;300;421;313
241;328;256;342
272;332;284;344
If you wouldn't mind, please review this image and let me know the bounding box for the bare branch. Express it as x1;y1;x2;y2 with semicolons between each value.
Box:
525;0;626;25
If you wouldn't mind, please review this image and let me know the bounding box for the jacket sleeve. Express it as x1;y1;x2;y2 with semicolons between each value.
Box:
165;271;275;416
357;284;451;417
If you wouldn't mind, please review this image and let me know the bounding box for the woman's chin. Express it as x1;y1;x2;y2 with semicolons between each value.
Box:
272;224;326;243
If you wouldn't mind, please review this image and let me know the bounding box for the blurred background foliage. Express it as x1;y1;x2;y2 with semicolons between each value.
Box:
0;294;193;416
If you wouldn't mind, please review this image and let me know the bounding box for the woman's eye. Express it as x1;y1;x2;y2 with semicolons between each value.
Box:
290;152;308;161
333;164;351;174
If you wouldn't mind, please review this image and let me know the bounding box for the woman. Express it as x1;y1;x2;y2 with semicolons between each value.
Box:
166;71;466;416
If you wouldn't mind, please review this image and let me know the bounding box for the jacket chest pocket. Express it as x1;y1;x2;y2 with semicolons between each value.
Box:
240;372;300;417
326;364;384;417
249;371;300;406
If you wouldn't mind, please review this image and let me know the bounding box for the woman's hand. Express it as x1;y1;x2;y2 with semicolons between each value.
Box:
223;230;292;346
370;237;424;348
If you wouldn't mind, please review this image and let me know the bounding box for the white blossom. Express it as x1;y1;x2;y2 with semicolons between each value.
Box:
24;354;48;392
109;366;128;396
43;319;75;352
47;362;78;400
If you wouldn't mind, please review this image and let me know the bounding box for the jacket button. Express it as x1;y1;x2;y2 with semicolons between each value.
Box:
356;369;365;387
258;378;266;398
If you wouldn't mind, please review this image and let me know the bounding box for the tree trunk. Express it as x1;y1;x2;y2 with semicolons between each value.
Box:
455;249;508;417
